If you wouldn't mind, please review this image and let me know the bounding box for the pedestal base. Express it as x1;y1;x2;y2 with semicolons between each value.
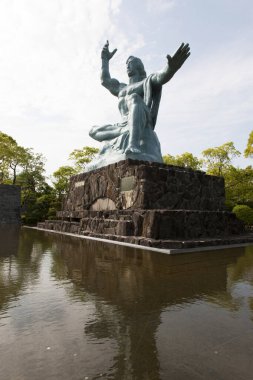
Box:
37;160;251;250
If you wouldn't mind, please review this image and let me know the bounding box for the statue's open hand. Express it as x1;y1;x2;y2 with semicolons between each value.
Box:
167;43;190;73
101;40;117;61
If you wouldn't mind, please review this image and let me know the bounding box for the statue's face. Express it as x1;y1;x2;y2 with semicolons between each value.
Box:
126;58;139;77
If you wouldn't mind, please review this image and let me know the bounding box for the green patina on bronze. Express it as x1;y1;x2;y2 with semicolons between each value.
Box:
86;40;190;171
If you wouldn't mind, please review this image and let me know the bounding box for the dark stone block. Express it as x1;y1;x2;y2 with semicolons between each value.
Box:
60;159;226;213
0;184;21;224
37;160;252;249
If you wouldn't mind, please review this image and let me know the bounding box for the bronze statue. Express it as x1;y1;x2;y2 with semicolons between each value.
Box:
86;40;190;171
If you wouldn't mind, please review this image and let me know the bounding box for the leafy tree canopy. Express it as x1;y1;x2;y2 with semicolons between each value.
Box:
163;152;202;170
0;131;45;185
202;142;240;176
224;165;253;208
232;205;253;225
68;146;99;172
52;165;77;199
51;146;99;198
244;130;253;158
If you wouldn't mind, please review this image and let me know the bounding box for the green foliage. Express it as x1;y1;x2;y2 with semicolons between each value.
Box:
244;130;253;158
224;200;235;211
69;146;99;172
202;142;240;176
0;131;19;183
163;152;202;170
0;131;44;185
232;205;253;225
52;165;77;199
0;131;56;225
51;146;99;201
1;132;99;224
22;186;59;225
224;165;253;207
16;150;50;224
16;151;46;192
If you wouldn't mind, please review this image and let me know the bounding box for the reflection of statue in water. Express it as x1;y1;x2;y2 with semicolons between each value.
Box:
86;40;190;171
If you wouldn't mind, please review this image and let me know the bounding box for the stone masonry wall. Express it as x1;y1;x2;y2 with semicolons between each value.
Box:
61;159;225;216
37;160;250;249
0;184;21;224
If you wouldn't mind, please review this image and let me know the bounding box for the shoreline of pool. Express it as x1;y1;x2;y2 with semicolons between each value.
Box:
24;226;253;255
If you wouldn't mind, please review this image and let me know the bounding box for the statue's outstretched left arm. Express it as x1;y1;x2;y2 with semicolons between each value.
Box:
152;43;190;86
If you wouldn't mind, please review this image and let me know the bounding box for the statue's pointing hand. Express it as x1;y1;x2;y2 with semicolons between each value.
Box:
167;43;190;74
101;40;117;61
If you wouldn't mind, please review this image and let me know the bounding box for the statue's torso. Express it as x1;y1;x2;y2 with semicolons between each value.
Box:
118;80;145;118
118;80;145;98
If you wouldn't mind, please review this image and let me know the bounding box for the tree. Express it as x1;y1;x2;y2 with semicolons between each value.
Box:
68;146;99;172
0;132;37;185
52;165;77;200
224;165;253;208
1;133;100;224
52;145;99;198
232;205;253;225
202;142;241;176
9;146;31;185
51;146;99;209
163;152;203;170
16;151;55;224
244;131;253;158
23;190;59;225
17;150;46;193
0;132;19;183
0;132;55;224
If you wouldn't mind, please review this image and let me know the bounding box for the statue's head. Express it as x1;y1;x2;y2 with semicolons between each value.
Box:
126;56;146;80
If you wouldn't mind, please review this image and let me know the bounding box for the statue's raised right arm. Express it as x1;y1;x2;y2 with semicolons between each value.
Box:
152;43;190;87
100;40;121;97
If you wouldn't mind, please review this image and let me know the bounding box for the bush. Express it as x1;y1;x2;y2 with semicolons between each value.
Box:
232;205;253;225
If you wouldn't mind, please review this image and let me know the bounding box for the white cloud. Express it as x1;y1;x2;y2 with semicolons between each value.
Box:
0;0;146;174
147;0;175;13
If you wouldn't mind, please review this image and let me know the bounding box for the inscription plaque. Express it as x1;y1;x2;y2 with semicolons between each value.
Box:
120;176;136;192
75;181;85;188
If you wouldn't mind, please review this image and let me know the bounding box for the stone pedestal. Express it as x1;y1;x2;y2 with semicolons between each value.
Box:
60;159;225;212
37;160;252;249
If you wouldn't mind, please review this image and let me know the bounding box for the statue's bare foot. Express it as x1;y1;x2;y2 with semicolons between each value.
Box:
126;145;141;154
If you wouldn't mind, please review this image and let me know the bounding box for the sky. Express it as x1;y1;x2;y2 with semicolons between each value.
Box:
0;0;252;177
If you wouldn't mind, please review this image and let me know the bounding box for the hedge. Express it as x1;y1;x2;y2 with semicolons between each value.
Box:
232;205;253;225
